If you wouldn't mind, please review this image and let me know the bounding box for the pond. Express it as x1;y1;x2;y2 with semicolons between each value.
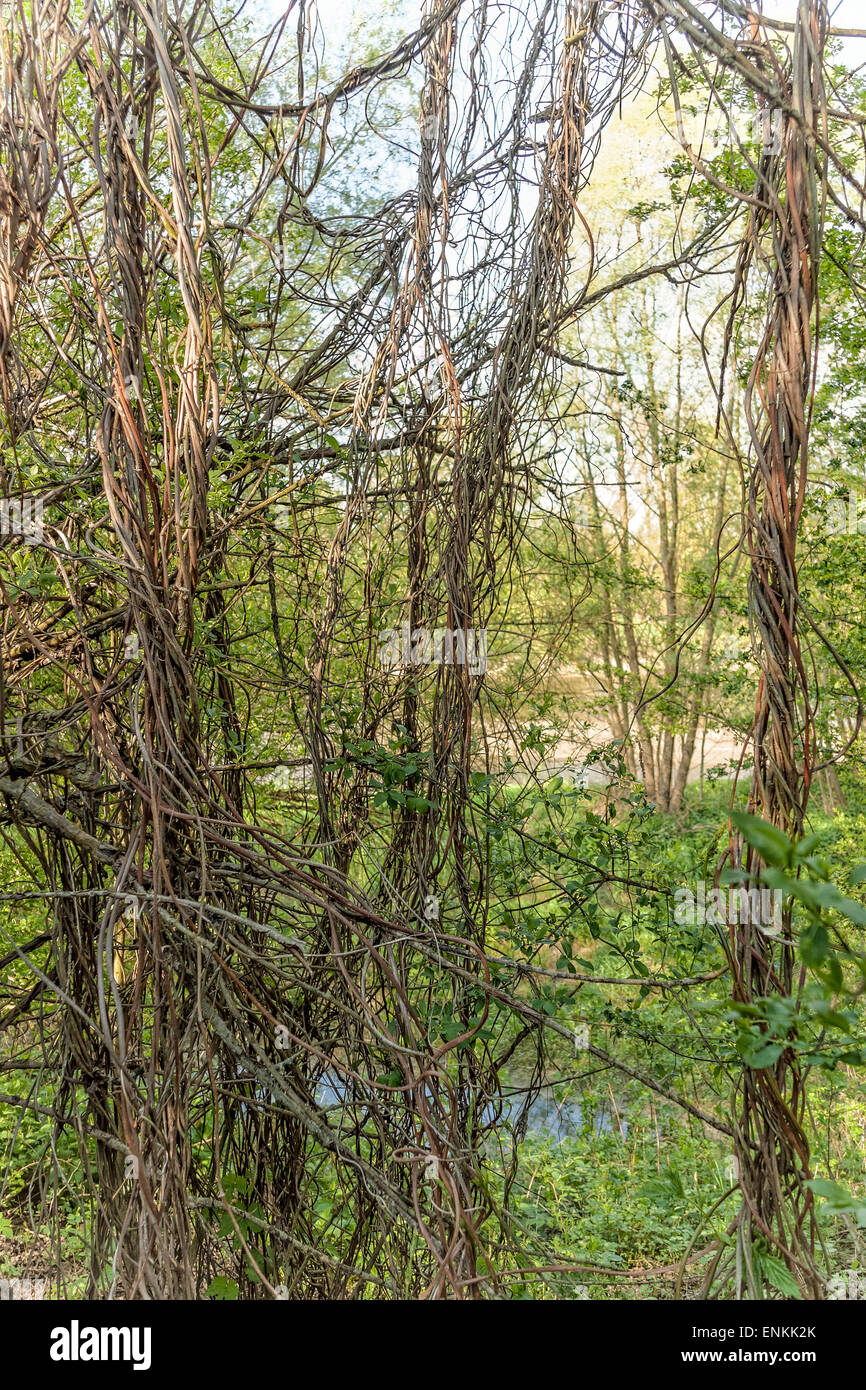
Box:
314;1072;627;1144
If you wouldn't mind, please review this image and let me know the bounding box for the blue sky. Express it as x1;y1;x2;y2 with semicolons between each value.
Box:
249;0;864;35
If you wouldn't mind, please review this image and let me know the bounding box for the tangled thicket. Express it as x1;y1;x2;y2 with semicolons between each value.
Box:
0;0;861;1298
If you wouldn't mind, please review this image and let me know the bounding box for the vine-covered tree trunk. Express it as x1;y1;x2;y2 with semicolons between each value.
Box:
727;0;827;1299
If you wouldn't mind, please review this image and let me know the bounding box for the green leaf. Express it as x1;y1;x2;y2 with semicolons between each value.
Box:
759;1253;801;1299
806;1178;866;1219
731;811;791;867
810;883;866;928
794;833;822;858
740;1038;783;1068
823;957;844;992
800;919;831;966
720;866;749;885
206;1276;239;1300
